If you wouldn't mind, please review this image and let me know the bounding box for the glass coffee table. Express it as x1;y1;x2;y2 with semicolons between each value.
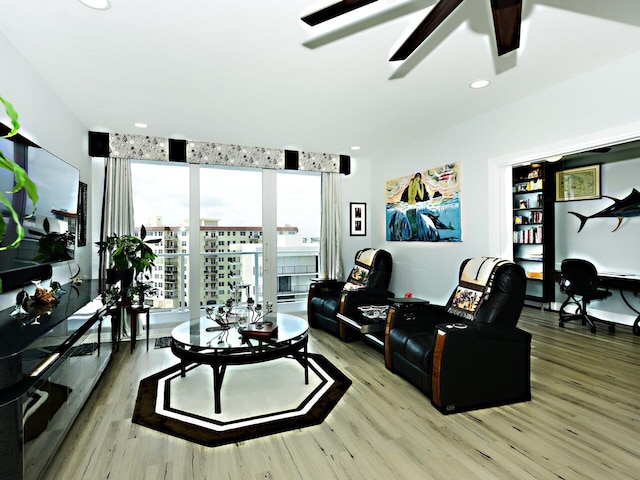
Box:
170;312;309;413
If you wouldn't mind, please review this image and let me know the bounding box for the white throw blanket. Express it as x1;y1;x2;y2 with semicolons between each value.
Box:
447;257;512;320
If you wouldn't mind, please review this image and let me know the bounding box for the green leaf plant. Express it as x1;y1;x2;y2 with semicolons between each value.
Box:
0;96;39;292
96;225;162;303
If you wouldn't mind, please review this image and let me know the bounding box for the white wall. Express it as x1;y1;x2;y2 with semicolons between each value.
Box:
367;51;640;306
0;33;91;308
555;158;640;272
339;156;374;277
554;157;640;317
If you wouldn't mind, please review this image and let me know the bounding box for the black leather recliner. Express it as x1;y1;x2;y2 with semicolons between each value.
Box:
307;248;393;340
385;257;531;414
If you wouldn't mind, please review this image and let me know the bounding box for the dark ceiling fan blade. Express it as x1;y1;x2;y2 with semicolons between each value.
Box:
301;0;378;26
389;0;464;61
589;147;613;154
490;0;523;55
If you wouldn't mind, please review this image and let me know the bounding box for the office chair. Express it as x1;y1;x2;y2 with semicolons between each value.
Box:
559;259;613;333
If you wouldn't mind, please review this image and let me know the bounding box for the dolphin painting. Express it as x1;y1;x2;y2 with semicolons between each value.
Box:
569;188;640;232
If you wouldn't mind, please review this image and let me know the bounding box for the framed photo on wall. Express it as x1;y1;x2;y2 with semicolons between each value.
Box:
556;164;601;201
77;181;87;246
350;202;366;236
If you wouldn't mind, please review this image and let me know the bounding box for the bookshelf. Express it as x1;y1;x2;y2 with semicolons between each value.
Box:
512;162;555;304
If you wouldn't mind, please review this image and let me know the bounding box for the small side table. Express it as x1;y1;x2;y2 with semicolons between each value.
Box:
127;305;150;353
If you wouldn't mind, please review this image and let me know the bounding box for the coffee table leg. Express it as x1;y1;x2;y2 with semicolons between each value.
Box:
212;364;227;414
304;342;309;385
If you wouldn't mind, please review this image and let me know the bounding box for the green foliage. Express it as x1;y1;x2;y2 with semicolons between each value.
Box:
33;218;75;263
96;225;161;278
96;225;162;304
0;96;39;252
0;95;39;293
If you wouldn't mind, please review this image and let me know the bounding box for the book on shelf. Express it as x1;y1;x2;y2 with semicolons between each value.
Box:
513;226;543;244
529;211;543;223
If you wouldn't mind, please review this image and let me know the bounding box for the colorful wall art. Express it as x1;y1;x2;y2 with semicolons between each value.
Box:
386;163;462;242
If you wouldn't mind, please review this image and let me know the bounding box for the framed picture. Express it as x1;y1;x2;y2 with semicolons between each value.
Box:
350;202;366;236
555;164;601;202
77;181;88;246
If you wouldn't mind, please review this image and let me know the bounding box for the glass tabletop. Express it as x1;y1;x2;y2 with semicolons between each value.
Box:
171;312;308;351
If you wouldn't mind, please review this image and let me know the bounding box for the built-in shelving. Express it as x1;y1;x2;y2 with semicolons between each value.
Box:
512;162;555;304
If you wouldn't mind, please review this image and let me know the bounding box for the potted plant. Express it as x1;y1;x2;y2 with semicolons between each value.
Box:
96;225;161;303
129;281;158;307
33;218;75;263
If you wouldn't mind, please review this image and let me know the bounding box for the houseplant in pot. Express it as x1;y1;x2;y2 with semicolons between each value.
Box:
96;225;161;304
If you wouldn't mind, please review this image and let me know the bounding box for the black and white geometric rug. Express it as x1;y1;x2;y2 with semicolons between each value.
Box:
132;353;351;446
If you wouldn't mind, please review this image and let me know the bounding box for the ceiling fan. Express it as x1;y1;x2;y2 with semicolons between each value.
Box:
302;0;523;61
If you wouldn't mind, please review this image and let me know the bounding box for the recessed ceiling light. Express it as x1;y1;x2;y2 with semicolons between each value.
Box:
470;79;490;89
350;146;361;151
134;123;148;129
79;0;111;10
544;155;564;162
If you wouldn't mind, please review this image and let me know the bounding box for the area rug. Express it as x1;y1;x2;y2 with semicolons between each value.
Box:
132;353;350;446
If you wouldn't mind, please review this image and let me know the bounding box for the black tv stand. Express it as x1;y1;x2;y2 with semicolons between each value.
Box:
0;280;113;480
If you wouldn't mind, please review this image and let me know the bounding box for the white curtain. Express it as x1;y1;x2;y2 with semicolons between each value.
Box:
98;157;135;287
319;172;343;280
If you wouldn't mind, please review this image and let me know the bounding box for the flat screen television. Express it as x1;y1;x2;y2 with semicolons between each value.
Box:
0;123;80;274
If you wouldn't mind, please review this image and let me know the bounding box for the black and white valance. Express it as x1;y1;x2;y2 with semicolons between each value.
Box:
89;131;350;174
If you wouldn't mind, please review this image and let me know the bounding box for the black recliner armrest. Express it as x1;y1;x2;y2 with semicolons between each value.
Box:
474;322;531;343
388;303;449;330
430;322;531;414
309;279;345;295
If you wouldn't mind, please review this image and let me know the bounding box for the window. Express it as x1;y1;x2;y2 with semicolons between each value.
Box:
131;161;189;310
277;172;321;305
200;167;262;304
130;162;319;317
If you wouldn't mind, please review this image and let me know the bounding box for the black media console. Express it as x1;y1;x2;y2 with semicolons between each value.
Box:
0;279;113;480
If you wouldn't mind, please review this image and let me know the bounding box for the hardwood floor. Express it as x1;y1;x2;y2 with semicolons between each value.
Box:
42;307;640;480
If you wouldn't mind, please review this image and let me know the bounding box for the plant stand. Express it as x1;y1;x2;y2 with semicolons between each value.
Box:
127;305;150;352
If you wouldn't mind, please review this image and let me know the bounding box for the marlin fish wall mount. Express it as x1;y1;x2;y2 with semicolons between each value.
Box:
569;188;640;232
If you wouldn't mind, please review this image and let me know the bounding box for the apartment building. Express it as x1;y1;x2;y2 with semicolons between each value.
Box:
137;220;318;310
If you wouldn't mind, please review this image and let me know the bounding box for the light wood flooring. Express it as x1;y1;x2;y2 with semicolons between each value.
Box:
42;308;640;480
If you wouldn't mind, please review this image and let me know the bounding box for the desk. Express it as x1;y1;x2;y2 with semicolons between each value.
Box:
598;273;640;336
556;270;640;335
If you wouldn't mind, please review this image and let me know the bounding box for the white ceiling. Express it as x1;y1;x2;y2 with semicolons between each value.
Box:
1;0;640;159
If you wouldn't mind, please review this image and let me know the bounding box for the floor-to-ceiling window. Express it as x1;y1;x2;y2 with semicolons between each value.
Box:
199;166;263;306
131;161;189;316
129;162;321;324
276;172;321;310
131;161;190;310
